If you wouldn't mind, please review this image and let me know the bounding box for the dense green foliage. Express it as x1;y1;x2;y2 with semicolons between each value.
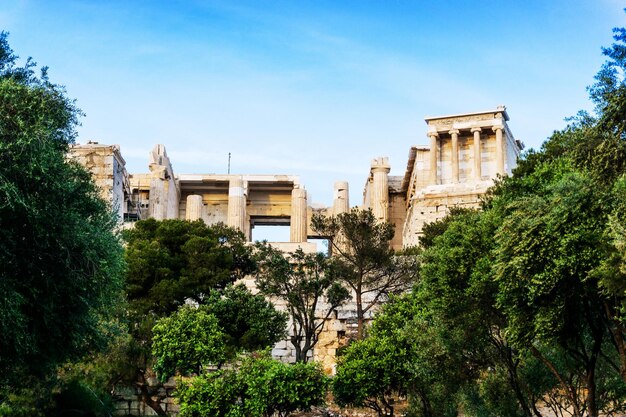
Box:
333;292;467;417
203;284;288;358
124;218;254;317
176;352;327;417
311;208;416;339
0;32;125;414
125;220;247;341
117;219;282;415
152;305;227;381
151;284;288;381
333;323;408;416
254;244;350;362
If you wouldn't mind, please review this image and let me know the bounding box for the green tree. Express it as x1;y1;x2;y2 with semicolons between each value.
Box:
600;177;626;381
492;162;618;417
333;328;408;417
0;32;125;412
176;352;327;417
119;219;257;415
152;305;227;381
53;331;134;417
254;244;350;362
124;218;254;315
584;21;626;383
311;208;416;339
473;21;626;416
333;292;466;417
503;25;626;380
415;206;564;417
588;20;626;141
203;283;288;358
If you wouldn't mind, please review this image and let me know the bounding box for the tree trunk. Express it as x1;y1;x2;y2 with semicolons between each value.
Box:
586;363;598;417
614;326;626;382
585;320;603;417
301;338;311;363
504;348;533;417
529;346;582;417
356;285;364;340
137;370;167;416
292;334;304;363
417;388;434;417
381;395;394;416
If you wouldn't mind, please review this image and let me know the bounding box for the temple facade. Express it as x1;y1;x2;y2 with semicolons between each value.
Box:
362;106;523;249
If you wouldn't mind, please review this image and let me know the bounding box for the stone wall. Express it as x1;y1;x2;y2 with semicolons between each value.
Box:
68;141;129;221
112;375;179;416
401;182;491;247
388;177;407;250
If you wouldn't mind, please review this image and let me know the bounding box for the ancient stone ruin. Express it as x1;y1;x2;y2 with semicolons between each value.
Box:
69;107;523;410
70;106;521;248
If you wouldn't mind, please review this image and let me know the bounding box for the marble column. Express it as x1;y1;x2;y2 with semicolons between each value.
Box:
332;181;350;253
149;177;166;220
449;129;459;183
186;195;204;221
227;177;247;233
290;187;308;242
428;132;439;185
493;125;505;175
333;181;350;216
371;157;391;222
471;127;482;181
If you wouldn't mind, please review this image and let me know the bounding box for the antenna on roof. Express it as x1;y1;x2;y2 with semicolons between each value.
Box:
228;152;231;174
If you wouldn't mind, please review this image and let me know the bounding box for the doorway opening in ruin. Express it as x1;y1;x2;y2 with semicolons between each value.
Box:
250;215;291;243
252;225;290;243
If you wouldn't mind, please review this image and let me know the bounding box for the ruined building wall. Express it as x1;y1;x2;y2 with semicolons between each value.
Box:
505;125;520;175
68;142;129;221
362;157;407;251
145;144;180;220
387;177;406;250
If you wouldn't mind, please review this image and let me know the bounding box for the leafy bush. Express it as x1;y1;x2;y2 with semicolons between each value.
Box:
177;353;327;417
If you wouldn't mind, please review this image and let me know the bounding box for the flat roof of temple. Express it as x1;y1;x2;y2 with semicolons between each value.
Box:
424;106;509;123
176;174;301;193
177;174;300;184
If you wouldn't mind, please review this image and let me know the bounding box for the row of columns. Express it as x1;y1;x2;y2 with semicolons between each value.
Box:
185;177;312;243
428;125;505;185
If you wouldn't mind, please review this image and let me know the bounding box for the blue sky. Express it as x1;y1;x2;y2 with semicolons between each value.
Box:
1;1;625;210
